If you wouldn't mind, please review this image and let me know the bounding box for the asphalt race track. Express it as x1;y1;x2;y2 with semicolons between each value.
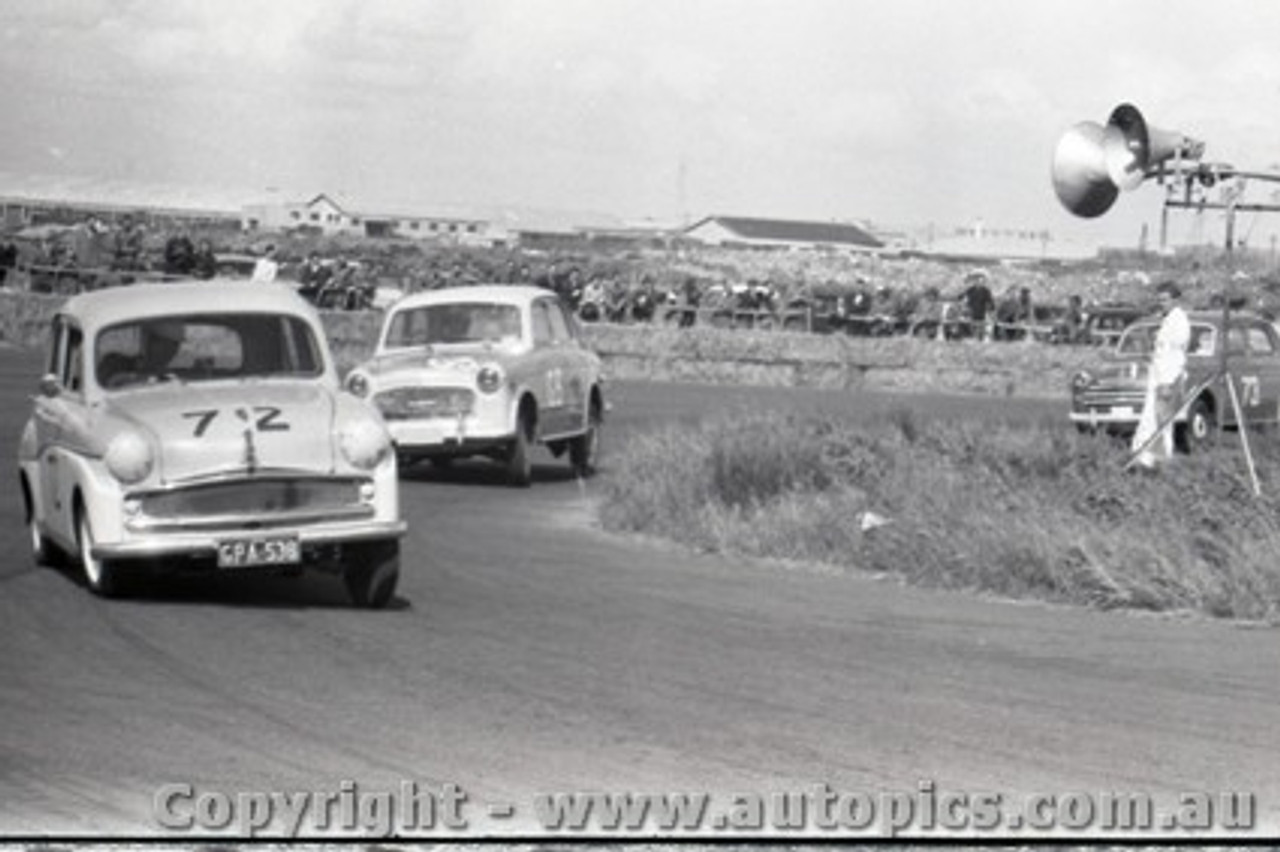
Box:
1;347;1278;838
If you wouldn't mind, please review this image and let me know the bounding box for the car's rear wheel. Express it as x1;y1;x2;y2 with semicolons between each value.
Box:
343;540;400;609
76;505;122;598
505;415;533;487
569;398;602;478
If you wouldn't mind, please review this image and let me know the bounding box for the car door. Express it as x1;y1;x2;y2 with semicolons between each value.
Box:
34;316;90;543
1238;321;1280;426
530;297;576;437
545;297;591;434
527;299;562;436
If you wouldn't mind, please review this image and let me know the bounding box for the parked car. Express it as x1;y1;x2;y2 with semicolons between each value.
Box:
16;280;404;606
345;285;605;486
1081;302;1150;346
212;252;260;279
1069;309;1280;451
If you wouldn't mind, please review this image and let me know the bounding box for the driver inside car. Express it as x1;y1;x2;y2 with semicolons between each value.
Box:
97;320;185;388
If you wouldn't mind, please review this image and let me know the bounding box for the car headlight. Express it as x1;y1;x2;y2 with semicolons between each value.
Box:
1070;370;1093;391
346;371;370;398
338;416;391;470
104;430;154;484
476;363;504;394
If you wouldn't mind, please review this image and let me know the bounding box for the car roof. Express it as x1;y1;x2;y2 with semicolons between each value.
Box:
390;285;556;312
61;280;318;331
1122;309;1271;329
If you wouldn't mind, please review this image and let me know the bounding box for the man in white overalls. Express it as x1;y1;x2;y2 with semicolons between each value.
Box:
1132;282;1191;468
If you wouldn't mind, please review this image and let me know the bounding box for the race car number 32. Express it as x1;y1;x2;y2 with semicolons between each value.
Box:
216;536;301;569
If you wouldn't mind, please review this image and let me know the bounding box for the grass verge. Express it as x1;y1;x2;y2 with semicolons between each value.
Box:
598;410;1280;620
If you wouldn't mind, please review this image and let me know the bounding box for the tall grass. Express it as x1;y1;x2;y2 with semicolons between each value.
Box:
599;411;1280;620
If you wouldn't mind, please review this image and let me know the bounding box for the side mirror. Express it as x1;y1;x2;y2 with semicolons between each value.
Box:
38;374;60;398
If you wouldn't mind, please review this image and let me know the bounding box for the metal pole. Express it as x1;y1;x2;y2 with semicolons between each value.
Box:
1225;373;1262;496
1220;201;1234;439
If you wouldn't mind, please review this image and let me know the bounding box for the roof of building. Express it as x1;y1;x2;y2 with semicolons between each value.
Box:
686;215;883;248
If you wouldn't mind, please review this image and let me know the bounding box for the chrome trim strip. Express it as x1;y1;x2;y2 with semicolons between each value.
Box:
132;470;366;495
126;504;374;532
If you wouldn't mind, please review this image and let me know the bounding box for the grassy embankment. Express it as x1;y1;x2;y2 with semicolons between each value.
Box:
599;410;1280;621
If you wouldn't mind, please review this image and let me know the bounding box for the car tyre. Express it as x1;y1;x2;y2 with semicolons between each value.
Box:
1177;396;1217;453
569;399;602;478
21;478;53;566
76;506;123;598
505;416;533;487
343;540;400;609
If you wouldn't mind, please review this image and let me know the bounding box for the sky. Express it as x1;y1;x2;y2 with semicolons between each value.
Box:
3;0;1280;250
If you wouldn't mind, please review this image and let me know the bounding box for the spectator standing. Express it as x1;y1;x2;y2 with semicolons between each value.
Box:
112;214;145;271
1131;282;1190;468
1015;287;1033;335
1063;294;1085;344
296;251;331;302
961;270;995;341
191;240;217;279
0;240;16;288
680;275;702;328
163;232;196;277
251;244;279;283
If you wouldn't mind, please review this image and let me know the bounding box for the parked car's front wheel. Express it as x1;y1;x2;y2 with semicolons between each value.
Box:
76;504;123;598
343;540;400;609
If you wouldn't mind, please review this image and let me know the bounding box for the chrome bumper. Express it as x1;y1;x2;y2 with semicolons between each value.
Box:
1070;410;1186;426
92;520;407;561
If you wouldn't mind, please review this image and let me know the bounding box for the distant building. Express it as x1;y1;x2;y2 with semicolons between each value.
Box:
0;172;244;229
914;220;1095;263
241;193;496;244
682;215;884;252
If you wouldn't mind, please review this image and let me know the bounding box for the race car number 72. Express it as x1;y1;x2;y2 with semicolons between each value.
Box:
182;407;291;437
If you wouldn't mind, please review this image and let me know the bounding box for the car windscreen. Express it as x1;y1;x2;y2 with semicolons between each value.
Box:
1116;322;1216;356
384;303;522;348
95;313;323;389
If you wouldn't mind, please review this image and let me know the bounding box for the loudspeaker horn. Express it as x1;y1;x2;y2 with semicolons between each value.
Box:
1102;103;1204;191
1051;120;1119;218
1051;103;1205;218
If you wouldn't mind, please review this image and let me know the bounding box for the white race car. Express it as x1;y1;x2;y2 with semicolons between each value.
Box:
17;280;405;606
345;285;605;485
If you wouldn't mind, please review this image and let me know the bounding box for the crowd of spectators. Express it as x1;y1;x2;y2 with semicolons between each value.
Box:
6;213;1280;344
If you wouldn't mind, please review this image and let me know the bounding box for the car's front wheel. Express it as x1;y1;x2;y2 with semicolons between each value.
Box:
505;414;533;487
569;399;602;478
343;540;400;609
76;505;123;598
21;477;53;566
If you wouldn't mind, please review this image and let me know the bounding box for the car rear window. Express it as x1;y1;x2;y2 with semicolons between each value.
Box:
384;303;522;347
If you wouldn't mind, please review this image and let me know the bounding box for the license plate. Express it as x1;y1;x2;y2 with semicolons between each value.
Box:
216;535;301;569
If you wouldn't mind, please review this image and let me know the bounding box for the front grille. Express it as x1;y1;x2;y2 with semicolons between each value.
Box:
375;387;475;420
139;477;363;519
